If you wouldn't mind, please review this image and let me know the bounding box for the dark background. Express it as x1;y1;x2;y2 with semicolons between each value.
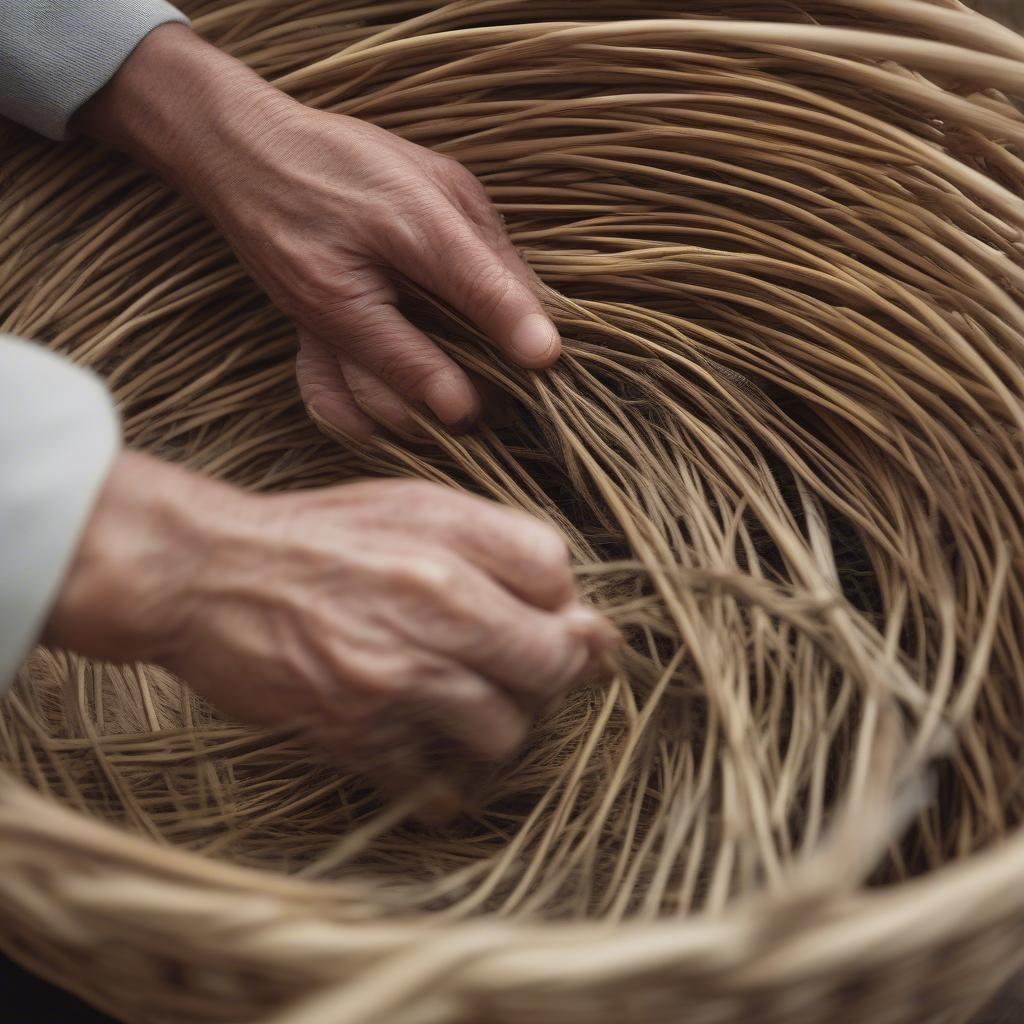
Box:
2;956;110;1023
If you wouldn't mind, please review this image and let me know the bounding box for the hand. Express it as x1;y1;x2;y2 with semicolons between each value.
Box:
45;453;617;776
76;24;561;439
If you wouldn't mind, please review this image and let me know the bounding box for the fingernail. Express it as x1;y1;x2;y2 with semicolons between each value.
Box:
510;313;559;365
424;375;481;431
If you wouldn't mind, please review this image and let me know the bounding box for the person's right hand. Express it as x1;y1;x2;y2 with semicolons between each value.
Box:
45;452;616;784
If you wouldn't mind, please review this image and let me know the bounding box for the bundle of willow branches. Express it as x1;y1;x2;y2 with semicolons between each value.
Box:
2;1;1024;1022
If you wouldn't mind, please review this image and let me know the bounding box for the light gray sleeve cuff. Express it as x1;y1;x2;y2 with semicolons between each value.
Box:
0;1;189;140
0;336;122;692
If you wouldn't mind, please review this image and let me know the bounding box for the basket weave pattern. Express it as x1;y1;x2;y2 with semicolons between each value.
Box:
2;2;1024;1022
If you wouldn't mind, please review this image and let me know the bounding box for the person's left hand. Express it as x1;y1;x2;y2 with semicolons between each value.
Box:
77;24;561;439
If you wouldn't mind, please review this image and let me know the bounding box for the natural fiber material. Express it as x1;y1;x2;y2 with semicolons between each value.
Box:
2;1;1024;1021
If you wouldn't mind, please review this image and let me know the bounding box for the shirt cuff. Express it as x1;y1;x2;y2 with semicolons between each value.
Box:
0;0;189;140
0;336;122;691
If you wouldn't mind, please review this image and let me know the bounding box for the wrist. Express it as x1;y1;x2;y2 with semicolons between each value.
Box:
43;451;222;665
74;23;297;209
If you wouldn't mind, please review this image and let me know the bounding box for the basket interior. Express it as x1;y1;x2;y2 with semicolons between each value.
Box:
2;0;1024;944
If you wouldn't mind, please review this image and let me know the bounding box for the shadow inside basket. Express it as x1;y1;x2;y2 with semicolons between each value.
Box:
3;1;1024;1023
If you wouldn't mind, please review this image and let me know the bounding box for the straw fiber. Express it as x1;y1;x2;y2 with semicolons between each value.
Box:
2;2;1024;1022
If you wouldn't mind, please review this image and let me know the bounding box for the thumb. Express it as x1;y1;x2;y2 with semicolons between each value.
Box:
396;219;561;370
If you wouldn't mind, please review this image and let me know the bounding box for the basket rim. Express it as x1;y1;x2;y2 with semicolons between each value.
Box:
3;767;1023;953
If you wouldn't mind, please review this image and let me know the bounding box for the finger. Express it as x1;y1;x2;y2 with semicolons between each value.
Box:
358;482;577;611
331;714;465;827
341;359;491;441
344;363;509;439
295;332;377;441
441;160;538;287
538;641;619;721
474;600;590;706
339;301;482;431
435;561;616;705
367;756;464;828
441;495;577;611
417;667;530;761
443;168;561;346
393;210;561;370
297;699;410;770
340;357;423;439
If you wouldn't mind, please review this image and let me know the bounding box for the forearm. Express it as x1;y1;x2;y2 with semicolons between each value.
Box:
72;23;295;210
52;9;562;442
0;0;189;140
42;450;220;666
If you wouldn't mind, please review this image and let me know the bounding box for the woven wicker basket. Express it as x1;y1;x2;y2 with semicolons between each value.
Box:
3;2;1024;1022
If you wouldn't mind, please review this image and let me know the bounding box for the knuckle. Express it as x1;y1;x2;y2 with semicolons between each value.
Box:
290;263;336;311
492;513;573;604
384;189;449;246
442;673;489;712
378;204;424;253
375;480;451;531
437;153;470;179
399;553;463;597
298;276;391;337
445;158;491;202
393;477;445;503
461;170;493;206
445;681;525;758
531;522;571;573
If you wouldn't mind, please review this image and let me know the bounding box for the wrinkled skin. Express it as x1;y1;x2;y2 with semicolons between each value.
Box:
47;454;616;785
78;23;561;440
56;24;615;807
228;110;559;440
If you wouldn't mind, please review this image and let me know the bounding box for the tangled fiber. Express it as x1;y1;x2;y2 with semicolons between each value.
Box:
3;1;1024;1022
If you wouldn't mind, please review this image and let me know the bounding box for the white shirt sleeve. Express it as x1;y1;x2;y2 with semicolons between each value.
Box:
0;0;188;140
0;336;121;691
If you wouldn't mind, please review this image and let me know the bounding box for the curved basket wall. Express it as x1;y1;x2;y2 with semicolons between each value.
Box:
2;2;1024;1022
